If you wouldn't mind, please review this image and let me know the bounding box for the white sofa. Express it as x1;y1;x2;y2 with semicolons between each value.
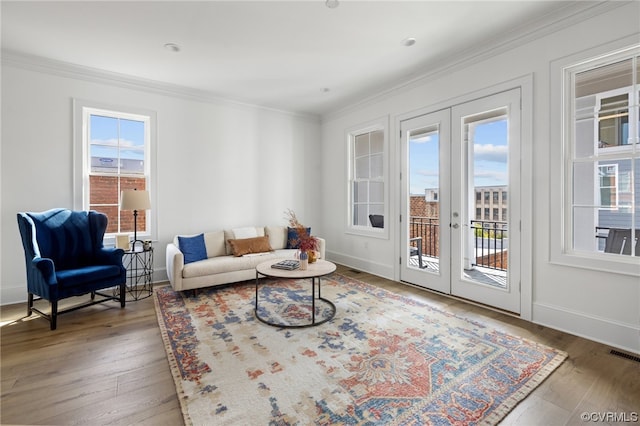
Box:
166;225;325;291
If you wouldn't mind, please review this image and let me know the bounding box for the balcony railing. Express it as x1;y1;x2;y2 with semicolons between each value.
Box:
470;220;508;271
409;216;508;271
409;217;439;258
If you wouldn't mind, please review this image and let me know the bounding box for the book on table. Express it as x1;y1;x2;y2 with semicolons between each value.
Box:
271;260;300;270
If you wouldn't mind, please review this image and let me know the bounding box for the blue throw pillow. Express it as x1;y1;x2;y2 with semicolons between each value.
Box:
178;234;207;264
286;227;311;249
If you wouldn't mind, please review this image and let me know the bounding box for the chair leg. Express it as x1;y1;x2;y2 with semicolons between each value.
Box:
119;283;126;308
90;291;96;301
50;300;58;330
27;293;34;316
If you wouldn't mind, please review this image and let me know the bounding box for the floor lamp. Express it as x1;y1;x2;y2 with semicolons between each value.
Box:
120;189;151;251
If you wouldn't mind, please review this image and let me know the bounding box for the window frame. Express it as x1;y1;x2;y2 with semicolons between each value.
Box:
73;99;157;246
345;116;389;239
550;41;639;276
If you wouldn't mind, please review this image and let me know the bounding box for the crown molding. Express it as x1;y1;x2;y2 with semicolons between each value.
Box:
321;0;629;122
1;49;320;122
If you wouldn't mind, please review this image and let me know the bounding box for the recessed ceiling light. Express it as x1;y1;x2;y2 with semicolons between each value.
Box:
325;0;339;9
402;37;416;47
321;87;331;93
164;43;181;53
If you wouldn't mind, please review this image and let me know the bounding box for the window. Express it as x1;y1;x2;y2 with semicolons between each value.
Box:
564;47;639;261
502;191;507;202
493;208;499;221
484;191;490;202
476;207;482;219
476;192;482;202
484;208;490;219
347;118;388;236
74;101;156;242
493;191;499;203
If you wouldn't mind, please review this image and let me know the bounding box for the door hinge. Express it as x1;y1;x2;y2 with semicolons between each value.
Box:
399;214;402;223
399;256;402;265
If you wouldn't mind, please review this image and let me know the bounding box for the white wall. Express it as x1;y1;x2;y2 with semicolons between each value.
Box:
1;62;321;304
319;3;640;353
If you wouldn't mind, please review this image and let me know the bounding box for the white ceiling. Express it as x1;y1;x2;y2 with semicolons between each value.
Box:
1;1;600;115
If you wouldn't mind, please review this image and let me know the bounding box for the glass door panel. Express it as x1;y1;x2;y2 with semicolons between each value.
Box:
400;109;450;294
451;89;521;313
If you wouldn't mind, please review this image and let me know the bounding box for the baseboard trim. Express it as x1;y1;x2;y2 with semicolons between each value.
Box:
533;302;640;355
326;250;394;281
1;285;27;306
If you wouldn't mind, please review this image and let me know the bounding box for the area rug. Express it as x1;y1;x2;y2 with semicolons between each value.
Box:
154;273;567;425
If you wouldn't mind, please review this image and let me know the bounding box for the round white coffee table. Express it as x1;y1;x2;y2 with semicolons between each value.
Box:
255;259;337;328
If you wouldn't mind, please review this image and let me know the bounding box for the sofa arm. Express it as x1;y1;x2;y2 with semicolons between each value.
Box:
165;243;184;291
316;237;326;260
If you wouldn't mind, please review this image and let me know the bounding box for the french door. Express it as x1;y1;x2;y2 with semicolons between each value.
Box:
400;89;521;314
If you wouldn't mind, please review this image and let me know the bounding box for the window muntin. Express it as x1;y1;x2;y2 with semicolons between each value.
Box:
84;107;151;236
567;50;639;258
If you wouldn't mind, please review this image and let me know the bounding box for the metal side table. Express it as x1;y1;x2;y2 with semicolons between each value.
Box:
119;246;154;301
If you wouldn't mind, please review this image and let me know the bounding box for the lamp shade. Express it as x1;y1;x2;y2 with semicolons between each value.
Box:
120;190;151;211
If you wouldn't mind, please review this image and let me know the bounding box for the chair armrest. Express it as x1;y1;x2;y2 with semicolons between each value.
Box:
33;257;57;284
166;243;184;290
95;247;125;267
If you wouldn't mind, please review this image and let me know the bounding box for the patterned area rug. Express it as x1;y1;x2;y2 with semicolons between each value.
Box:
154;273;567;425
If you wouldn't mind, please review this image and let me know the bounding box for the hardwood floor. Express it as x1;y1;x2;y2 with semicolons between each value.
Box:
2;265;638;425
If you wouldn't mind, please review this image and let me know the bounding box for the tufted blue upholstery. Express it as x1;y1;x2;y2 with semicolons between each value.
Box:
17;208;127;330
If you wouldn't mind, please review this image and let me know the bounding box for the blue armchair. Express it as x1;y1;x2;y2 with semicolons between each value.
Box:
17;208;127;330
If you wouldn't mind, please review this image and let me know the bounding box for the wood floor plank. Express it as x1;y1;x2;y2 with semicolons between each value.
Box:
2;265;639;425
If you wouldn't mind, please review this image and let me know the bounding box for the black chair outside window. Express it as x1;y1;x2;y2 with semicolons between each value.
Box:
368;214;384;228
604;228;639;256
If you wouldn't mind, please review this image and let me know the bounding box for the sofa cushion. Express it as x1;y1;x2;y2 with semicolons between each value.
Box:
204;230;226;258
181;249;298;279
265;225;287;250
227;236;273;257
178;234;208;264
232;227;258;239
286;226;311;249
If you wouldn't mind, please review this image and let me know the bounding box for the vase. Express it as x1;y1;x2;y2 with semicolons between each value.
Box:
299;250;308;270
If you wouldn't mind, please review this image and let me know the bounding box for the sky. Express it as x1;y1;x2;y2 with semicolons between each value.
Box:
409;119;508;194
89;115;145;160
